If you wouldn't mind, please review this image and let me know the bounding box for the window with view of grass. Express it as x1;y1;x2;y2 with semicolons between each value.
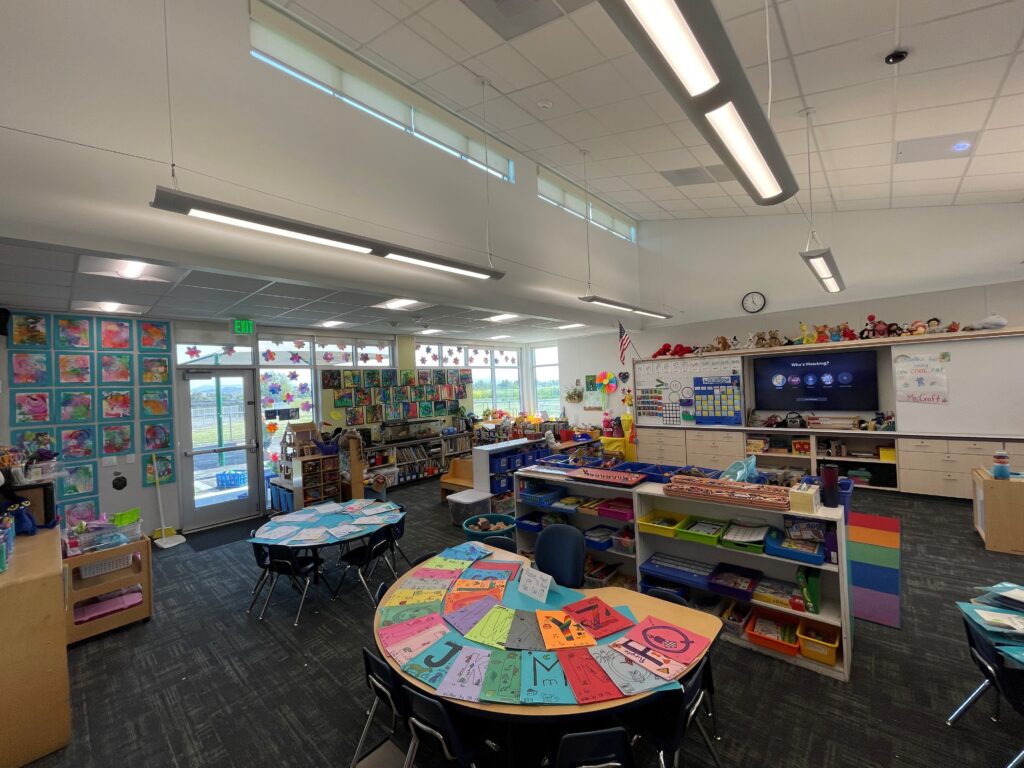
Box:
533;346;560;416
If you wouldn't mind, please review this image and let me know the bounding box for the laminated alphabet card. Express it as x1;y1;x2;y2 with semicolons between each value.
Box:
435;647;490;702
519;651;576;705
402;633;465;689
536;610;596;650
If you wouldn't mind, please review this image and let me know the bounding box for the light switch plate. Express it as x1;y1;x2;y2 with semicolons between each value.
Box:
126;454;135;464
102;457;118;467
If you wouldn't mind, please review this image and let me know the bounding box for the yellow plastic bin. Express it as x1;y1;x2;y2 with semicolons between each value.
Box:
797;619;841;667
637;510;688;537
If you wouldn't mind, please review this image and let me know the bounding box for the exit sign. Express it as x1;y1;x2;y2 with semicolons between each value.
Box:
232;319;255;335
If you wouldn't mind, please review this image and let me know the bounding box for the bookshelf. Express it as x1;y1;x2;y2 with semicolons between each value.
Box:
364;435;443;486
440;431;474;471
293;453;342;508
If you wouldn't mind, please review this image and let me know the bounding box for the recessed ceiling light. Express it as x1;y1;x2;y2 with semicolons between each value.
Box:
99;302;121;313
489;335;511;340
418;329;444;335
558;323;585;330
486;314;518;322
374;298;419;310
321;320;345;327
952;141;972;152
116;260;147;279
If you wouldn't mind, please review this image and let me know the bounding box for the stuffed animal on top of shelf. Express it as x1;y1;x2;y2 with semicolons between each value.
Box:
926;318;943;333
651;342;672;358
730;335;740;349
768;330;785;347
670;343;692;357
713;335;731;351
744;333;757;349
887;322;905;337
814;324;830;343
798;322;815;345
945;321;961;333
963;314;1008;331
908;320;928;335
829;326;842;342
754;331;770;348
839;322;858;341
866;315;889;337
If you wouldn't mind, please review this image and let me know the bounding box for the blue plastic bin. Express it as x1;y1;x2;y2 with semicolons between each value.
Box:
489;474;511;494
489;454;511;473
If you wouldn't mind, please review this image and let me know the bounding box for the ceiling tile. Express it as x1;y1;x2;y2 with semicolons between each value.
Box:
713;0;771;22
555;61;635;109
642;92;687;124
641;147;699;172
259;283;338;300
1;265;72;287
793;36;892;95
988;93;1024;129
590;176;634;193
599;155;655;175
667;119;704;146
607;189;649;204
500;121;566;150
725;5;788;66
569;2;634;59
543;110;610;142
833;183;892;200
977;126;1024;155
589;97;663;133
679;182;731;199
181;271;270;292
576;134;632;160
465;44;546;93
418;0;505;57
695;196;743;210
900;0;1008;25
291;0;397;45
506;81;581;121
819;142;894;170
891;177;960;196
815;115;893;150
420;65;485;109
0;244;74;269
658;198;699;212
891;193;956;207
689;144;721;165
364;24;453;80
955;190;1024;204
626;201;664;214
896;57;1009;112
538;142;588;166
1005;54;1024;95
619;125;683;155
833;198;889;211
803;80;897;125
777;0;893;56
0;294;67;311
899;2;1024;74
510;17;604;80
968;152;1024;175
958;172;1024;192
403;14;471;62
621;172;671;190
463;96;535;130
609;53;664;95
745;58;801;103
895;100;991;140
643;186;684;201
891;157;968;181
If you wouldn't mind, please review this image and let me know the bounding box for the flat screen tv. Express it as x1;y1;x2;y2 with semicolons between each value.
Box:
753;349;879;412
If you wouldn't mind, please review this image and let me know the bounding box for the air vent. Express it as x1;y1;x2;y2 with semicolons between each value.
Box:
461;0;591;40
895;133;977;163
660;164;734;187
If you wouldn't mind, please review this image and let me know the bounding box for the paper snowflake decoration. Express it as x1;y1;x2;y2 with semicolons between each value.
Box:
266;422;279;434
186;346;200;359
431;354;438;362
341;352;351;363
289;352;302;363
298;382;310;395
359;353;370;363
452;357;461;365
262;349;276;362
293;340;305;349
322;352;334;363
287;370;299;381
375;354;383;362
270;452;279;462
420;356;427;364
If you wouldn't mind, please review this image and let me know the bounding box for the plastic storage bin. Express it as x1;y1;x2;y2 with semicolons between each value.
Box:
489;474;511;494
509;453;525;470
718;522;768;554
584;524;617;550
676;517;727;546
637;510;687;537
641;464;685;483
583;561;619;588
447;488;493;527
720;599;752;636
764;528;825;565
746;608;800;656
797;619;841;667
708;563;762;601
462;513;516;542
596;497;634;521
639;553;715;590
515;512;543;533
489;454;511;474
611;526;636;555
518;486;566;506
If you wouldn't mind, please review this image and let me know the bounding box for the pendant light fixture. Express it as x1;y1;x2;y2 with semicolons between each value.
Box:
597;0;797;205
797;109;845;293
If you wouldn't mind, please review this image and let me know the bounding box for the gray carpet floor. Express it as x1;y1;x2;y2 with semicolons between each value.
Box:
30;482;1023;768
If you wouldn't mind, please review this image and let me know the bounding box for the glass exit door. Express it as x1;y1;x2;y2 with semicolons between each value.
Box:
181;370;261;531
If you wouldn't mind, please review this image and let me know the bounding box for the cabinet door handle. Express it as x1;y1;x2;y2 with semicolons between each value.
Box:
942;456;955;462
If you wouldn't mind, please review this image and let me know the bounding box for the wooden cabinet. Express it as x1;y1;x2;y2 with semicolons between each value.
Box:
972;468;1024;555
897;438;995;499
636;428;686;465
686;429;744;470
898;437;949;454
900;468;974;499
0;529;71;767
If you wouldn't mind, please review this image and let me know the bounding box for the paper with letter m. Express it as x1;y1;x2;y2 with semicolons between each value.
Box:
436;647;491;702
479;650;522;704
402;632;465;689
536;610;596;650
520;651;576;705
557;648;623;704
625;616;710;666
562;596;634;639
608;637;686;680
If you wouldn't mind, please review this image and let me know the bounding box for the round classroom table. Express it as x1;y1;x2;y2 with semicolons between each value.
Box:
372;543;723;720
249;504;405;549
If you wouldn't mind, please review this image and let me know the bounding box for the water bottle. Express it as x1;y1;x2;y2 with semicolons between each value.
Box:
820;464;840;507
992;451;1011;480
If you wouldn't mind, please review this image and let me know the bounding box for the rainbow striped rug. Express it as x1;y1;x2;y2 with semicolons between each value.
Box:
848;511;902;629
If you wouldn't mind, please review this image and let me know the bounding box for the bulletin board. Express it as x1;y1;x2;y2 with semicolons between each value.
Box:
632;356;743;428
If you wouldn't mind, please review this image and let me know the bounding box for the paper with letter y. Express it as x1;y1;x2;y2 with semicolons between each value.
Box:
536;610;596;650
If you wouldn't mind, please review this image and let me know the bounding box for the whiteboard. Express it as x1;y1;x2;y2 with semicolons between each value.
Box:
633;356;742;428
891;337;1024;437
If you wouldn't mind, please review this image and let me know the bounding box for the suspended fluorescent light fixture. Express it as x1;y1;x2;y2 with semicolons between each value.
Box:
800;248;845;294
578;295;672;319
598;0;797;205
558;323;585;330
150;187;504;279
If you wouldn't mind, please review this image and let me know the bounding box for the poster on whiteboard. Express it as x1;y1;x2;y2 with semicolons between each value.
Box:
893;352;950;405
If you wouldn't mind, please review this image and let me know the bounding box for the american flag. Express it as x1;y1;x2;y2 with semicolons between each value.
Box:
618;322;631;364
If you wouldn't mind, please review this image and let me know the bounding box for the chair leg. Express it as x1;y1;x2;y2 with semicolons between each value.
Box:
258;573;279;620
395;542;413;567
247;570;269;614
294;576;312;627
331;565;352;600
251;567;268;594
703;690;721;741
992;689;1001;723
402;731;420;768
1006;746;1024;768
695;719;723;768
384;554;399;580
946;679;992;725
357;569;376;606
349;697;380;768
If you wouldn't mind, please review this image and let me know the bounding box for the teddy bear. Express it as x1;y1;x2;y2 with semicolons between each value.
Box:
651;343;672;358
713;335;731;351
753;331;770;348
814;324;830;344
768;330;784;347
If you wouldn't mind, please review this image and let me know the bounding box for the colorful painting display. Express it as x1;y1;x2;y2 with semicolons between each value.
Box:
100;389;132;420
9;352;51;386
142;452;175;486
60;426;96;459
60;462;97;499
138;320;170;351
58;390;95;423
99;319;132;350
54;316;92;349
101;423;133;455
142;421;173;451
13;391;50;423
9;313;49;348
57;353;92;384
100;353;132;383
58;498;99;526
140;388;172;417
139;355;170;384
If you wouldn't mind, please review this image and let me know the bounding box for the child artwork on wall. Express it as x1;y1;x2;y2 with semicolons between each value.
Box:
363;370;381;388
446;369;459;386
10;313;49;348
139;355;170;384
9;352;51;386
142;452;175;486
355;388;372;406
321;369;342;389
58;390;94;423
367;404;383;423
403;401;419;419
417;370;431;385
432;369;446;386
58;498;99;527
343;370;361;388
101;423;133;455
100;353;132;383
138;320;170;350
400;369;416;386
61;426;96;459
334;389;354;408
381;369;397;387
12;428;55;456
57;353;92;385
99;318;133;350
140;388;172;417
143;421;173;451
60;462;96;498
345;407;365;426
55;316;92;349
385;404;402;421
13;391;51;423
418;401;433;417
100;389;132;420
455;383;467;399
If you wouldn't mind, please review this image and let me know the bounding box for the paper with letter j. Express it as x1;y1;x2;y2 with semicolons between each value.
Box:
402;632;465;688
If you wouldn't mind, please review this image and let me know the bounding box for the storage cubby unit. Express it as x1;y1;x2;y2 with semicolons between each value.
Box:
364;434;443;486
440;431;474;470
64;536;153;644
293;454;342;507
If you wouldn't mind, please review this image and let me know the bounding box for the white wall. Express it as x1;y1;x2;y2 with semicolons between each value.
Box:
558;334;636;426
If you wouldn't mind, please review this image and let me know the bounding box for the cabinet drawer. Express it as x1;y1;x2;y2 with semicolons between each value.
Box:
899;452;984;473
646;430;687;446
1003;442;1024;463
897;438;948;454
686;430;743;447
948;439;1005;456
899;468;972;499
687;451;743;471
637;447;686;464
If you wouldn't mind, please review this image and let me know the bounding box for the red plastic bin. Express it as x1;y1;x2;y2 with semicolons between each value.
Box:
745;607;800;656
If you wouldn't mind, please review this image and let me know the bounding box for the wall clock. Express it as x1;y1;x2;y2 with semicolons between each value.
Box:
742;291;766;314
